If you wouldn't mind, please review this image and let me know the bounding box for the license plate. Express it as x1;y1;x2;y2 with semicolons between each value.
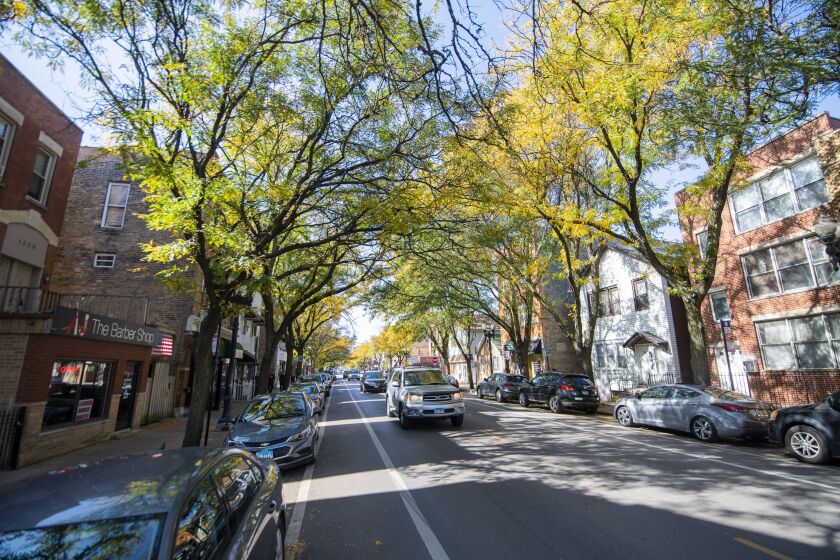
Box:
581;390;589;395
574;397;583;401
435;407;444;414
256;450;273;459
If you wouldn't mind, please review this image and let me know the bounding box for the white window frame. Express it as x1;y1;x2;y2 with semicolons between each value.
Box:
26;145;57;206
741;236;838;299
0;115;16;181
729;154;827;234
708;289;731;322
756;314;840;371
696;229;708;259
632;278;649;312
100;182;131;229
93;253;116;269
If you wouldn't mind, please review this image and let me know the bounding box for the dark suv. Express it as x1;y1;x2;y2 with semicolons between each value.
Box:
767;391;840;464
477;373;527;402
518;372;600;414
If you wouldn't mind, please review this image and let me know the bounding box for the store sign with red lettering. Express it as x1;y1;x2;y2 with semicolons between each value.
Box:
75;399;94;421
53;306;163;347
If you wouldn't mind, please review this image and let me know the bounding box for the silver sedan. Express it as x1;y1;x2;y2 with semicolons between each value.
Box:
614;384;775;442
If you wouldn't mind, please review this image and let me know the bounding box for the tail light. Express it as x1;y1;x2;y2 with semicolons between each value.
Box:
558;385;574;392
503;383;514;388
712;403;750;413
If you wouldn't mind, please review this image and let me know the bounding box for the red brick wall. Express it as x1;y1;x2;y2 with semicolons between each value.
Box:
748;371;840;408
15;334;152;404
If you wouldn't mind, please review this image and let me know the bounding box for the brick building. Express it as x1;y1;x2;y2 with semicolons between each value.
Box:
0;55;170;468
677;112;840;406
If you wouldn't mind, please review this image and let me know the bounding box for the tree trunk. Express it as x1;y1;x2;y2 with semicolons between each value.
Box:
182;304;222;447
682;298;711;385
256;329;279;395
281;345;295;390
294;346;305;378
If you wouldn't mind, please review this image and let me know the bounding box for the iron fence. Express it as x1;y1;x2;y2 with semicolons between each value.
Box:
598;368;679;398
0;286;149;323
0;407;25;470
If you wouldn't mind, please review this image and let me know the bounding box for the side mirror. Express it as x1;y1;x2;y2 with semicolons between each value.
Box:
633;392;642;399
828;393;840;411
390;381;399;388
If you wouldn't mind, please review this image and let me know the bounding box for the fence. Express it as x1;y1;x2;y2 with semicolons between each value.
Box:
0;286;149;324
597;369;679;400
234;379;255;401
0;407;25;470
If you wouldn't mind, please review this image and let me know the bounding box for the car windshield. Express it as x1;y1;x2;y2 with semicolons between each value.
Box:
564;376;594;387
703;386;755;402
0;515;164;560
365;372;383;380
403;370;446;386
242;395;307;422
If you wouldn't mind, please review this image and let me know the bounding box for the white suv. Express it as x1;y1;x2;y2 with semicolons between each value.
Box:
386;367;465;429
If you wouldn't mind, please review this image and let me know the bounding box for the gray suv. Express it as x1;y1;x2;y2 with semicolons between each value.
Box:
386;366;465;428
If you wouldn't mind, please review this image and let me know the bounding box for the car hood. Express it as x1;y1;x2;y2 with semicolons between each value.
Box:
403;384;459;395
229;416;310;443
778;402;821;414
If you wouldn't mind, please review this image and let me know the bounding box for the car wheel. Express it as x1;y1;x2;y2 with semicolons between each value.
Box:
451;415;464;427
361;386;366;393
399;405;411;429
785;425;831;464
518;391;530;408
548;395;562;414
274;522;285;560
585;407;598;415
478;388;484;399
691;416;718;442
495;389;504;403
615;406;634;427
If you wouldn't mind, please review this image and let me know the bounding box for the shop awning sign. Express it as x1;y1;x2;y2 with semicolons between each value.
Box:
53;306;164;347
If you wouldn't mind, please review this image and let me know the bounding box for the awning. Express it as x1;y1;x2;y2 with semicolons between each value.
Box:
528;338;542;355
623;331;668;349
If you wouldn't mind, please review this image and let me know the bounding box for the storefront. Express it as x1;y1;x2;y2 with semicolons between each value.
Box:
11;306;163;467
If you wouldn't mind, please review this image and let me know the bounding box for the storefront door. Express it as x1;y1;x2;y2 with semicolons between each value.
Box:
116;361;141;431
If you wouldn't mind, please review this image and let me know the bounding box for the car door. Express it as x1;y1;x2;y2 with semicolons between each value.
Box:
666;386;703;430
172;474;232;560
635;386;672;425
212;455;268;559
490;374;503;394
528;376;545;403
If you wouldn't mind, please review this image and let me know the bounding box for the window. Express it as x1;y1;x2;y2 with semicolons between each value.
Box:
42;360;112;427
0;117;14;180
596;286;621;316
173;478;230;560
730;156;827;233
757;314;840;370
213;456;260;531
93;254;116;269
709;291;731;322
594;342;630;368
594;344;606;368
27;147;56;204
742;237;836;298
632;279;649;311
673;387;701;399
696;230;708;258
101;183;130;228
640;386;673;399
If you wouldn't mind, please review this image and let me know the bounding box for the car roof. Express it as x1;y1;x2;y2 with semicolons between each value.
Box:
0;447;236;530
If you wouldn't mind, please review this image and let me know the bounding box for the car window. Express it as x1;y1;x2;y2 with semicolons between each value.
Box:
173;477;230;560
531;376;543;385
703;386;754;401
241;395;306;423
562;376;594;387
673;387;701;399
213;456;260;532
506;375;526;383
640;387;672;399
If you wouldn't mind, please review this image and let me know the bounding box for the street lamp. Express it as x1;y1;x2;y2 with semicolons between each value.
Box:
483;327;496;376
814;206;840;271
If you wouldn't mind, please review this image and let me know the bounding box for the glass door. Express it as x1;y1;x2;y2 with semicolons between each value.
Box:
115;361;141;431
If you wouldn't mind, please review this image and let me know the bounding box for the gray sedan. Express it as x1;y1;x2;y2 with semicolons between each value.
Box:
0;447;286;559
614;384;775;442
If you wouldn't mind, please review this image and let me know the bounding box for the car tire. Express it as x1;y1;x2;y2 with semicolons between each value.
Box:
548;395;562;414
585;407;598;415
274;522;286;560
615;405;634;427
518;391;530;408
451;415;464;427
361;386;366;393
785;425;831;464
399;405;411;429
691;416;718;442
478;388;484;399
495;389;504;403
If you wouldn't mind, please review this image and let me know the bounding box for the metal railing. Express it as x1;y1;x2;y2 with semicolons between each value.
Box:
0;407;25;470
0;286;149;323
597;368;678;397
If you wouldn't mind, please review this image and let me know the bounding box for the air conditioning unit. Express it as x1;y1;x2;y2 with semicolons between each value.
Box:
743;359;758;373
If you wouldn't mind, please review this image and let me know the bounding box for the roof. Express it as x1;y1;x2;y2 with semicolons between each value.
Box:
623;331;668;348
0;448;225;530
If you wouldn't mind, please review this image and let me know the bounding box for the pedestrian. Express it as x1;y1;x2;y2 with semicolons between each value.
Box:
268;374;275;392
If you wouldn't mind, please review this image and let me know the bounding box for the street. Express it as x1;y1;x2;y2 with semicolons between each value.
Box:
282;381;840;560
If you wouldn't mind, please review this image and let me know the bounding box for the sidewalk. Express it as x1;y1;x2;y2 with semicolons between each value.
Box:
0;400;248;487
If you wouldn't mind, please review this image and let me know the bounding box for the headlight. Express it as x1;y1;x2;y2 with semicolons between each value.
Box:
406;393;423;404
452;392;462;401
288;426;313;442
770;410;778;420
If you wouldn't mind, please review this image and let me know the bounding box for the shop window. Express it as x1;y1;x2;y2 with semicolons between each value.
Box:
101;183;130;228
43;360;113;427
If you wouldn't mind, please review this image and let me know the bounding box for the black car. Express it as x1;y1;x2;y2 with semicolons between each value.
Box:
767;391;840;464
477;373;527;402
226;391;319;469
518;372;600;414
360;371;387;393
0;447;286;559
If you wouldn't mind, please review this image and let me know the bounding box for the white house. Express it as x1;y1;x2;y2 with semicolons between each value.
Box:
581;244;692;401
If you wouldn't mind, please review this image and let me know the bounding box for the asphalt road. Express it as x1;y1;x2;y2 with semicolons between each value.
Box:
281;380;840;560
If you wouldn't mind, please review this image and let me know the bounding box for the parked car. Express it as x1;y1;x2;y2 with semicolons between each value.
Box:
614;385;775;442
361;371;387;393
288;382;323;414
477;373;527;402
301;375;329;396
0;447;286;559
227;391;319;469
517;372;600;414
317;373;333;388
346;370;361;380
444;374;460;389
386;366;465;428
767;390;840;464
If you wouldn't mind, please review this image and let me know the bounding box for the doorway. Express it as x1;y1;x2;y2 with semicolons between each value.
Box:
115;361;142;431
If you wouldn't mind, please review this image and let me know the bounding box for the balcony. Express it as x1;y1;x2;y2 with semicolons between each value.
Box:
0;286;149;324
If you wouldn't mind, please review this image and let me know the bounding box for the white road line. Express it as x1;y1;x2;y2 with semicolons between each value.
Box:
285;384;333;554
348;384;451;560
470;399;840;494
